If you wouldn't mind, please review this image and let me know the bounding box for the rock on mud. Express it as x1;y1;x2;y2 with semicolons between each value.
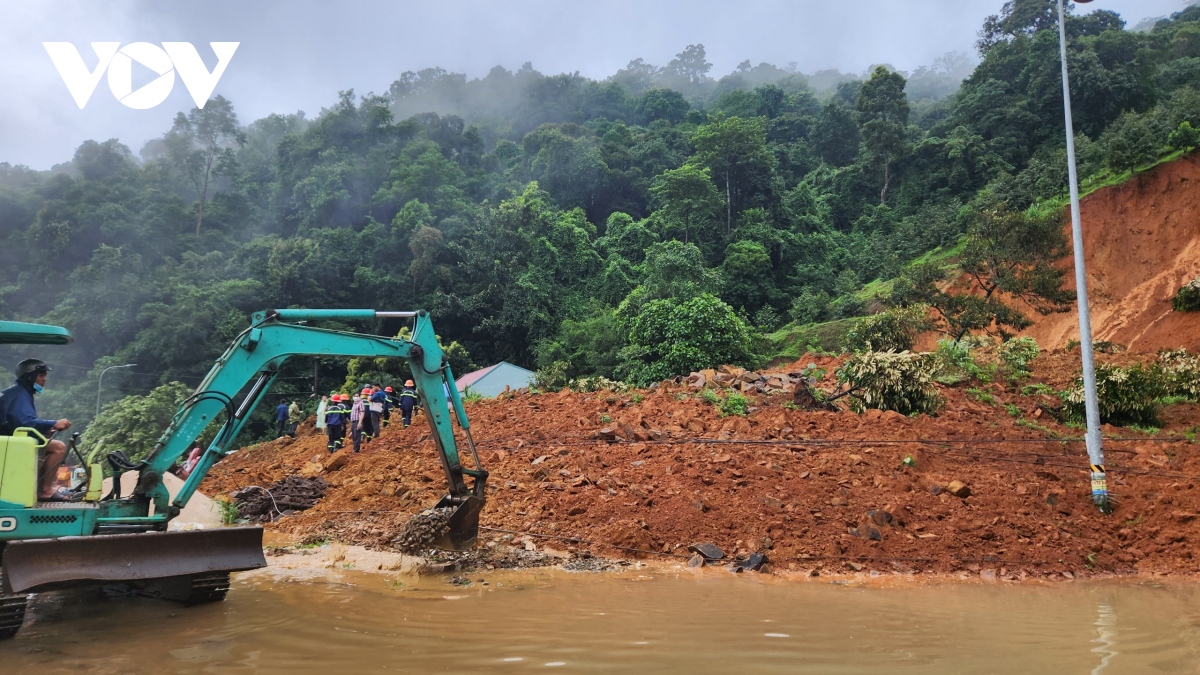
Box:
946;481;971;498
689;542;725;560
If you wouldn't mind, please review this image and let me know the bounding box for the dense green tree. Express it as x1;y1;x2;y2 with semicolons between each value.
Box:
648;163;722;244
80;382;197;465
810;102;861;167
691;116;777;234
893;194;1072;339
621;293;756;385
720;240;774;314
857;67;910;205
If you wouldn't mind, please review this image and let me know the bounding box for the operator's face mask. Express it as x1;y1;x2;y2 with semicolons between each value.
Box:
32;383;43;393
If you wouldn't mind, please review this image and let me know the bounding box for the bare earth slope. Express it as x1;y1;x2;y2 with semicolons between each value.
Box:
1022;153;1200;351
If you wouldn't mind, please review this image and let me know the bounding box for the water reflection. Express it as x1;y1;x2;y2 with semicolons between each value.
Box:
2;571;1198;674
1091;602;1119;675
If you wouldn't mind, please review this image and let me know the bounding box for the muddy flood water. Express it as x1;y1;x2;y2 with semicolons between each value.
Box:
4;569;1200;674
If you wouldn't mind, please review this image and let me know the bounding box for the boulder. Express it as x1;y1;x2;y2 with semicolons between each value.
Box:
946;480;971;498
689;542;725;560
323;453;351;472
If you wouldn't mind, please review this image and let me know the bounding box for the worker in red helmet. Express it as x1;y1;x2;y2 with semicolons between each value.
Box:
382;386;395;428
324;394;348;452
398;379;419;428
358;387;376;443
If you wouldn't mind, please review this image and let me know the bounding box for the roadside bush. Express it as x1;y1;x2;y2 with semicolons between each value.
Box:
1064;363;1162;427
1102;111;1165;174
1172;277;1200;312
837;350;943;415
531;360;569;391
1169;121;1200;152
998;336;1040;378
789;289;831;325
842;304;932;352
1157;348;1200;400
719;391;750;417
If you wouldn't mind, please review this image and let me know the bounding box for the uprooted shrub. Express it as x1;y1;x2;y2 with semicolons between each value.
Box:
998;336;1040;379
568;375;631;393
931;336;996;384
841;304;932;353
1173;278;1200;312
1064;363;1161;427
836;350;943;416
1157;348;1200;400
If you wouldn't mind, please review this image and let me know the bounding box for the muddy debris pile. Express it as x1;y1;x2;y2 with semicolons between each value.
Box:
233;476;327;522
393;507;453;554
204;353;1200;579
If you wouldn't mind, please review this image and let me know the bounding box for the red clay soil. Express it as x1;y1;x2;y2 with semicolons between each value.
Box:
204;355;1200;581
1018;153;1200;352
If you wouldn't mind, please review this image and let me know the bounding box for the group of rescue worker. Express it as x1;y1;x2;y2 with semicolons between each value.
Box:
318;380;419;453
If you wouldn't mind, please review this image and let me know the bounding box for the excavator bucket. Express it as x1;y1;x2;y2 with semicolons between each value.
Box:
430;495;484;551
1;528;266;595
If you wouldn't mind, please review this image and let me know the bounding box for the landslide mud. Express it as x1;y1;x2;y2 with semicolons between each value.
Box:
204;356;1200;581
1019;152;1200;352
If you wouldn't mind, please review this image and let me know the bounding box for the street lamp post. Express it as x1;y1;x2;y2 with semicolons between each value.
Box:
96;363;136;417
1057;0;1109;513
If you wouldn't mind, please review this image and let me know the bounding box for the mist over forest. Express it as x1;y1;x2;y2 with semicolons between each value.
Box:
2;0;1200;439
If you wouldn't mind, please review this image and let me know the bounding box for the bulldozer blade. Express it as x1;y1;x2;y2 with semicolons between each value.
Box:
1;527;266;595
431;495;483;551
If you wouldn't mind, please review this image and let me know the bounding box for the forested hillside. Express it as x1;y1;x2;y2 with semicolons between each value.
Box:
3;0;1200;435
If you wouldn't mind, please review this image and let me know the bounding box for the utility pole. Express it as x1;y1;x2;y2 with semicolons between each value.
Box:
96;363;136;417
1057;0;1109;513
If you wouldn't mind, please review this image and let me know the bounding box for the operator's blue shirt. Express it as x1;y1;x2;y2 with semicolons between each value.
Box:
0;381;56;436
275;403;288;421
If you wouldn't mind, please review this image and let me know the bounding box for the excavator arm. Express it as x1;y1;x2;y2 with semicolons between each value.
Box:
123;308;486;543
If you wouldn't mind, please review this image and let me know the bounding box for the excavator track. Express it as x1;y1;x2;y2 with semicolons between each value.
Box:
0;564;28;640
183;572;231;606
0;594;27;640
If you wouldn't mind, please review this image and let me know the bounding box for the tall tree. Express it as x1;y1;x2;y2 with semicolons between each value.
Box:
664;44;713;87
691;117;776;234
856;67;910;205
648;163;722;244
165;95;246;236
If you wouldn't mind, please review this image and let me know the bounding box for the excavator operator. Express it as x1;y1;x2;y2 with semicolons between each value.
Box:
0;359;72;501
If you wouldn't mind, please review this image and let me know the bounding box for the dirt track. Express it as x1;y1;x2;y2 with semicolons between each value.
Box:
204;353;1200;581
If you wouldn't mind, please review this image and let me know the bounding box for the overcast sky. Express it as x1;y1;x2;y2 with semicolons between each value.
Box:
0;0;1190;169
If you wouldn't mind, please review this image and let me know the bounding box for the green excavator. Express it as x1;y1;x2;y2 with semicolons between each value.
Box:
0;309;487;639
